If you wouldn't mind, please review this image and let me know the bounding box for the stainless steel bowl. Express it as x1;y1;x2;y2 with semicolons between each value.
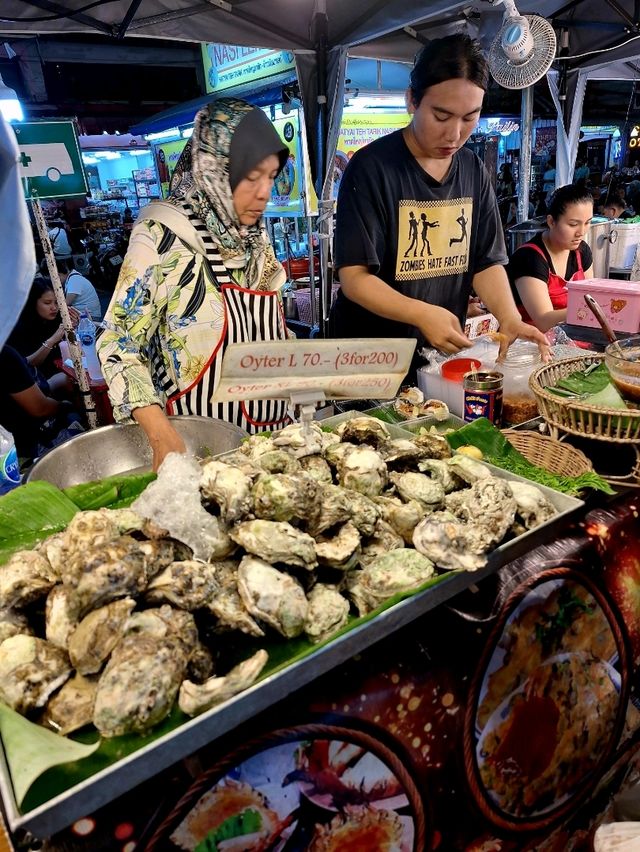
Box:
27;415;248;489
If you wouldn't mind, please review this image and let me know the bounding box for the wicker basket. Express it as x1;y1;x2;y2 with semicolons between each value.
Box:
529;354;640;443
503;430;594;477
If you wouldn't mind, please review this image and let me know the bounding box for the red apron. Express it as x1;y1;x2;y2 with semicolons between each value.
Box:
517;241;585;324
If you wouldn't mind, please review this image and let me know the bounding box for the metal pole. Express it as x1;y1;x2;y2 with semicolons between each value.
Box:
518;85;534;224
30;196;98;428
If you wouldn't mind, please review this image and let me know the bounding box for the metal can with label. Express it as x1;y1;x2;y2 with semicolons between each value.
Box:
463;370;503;425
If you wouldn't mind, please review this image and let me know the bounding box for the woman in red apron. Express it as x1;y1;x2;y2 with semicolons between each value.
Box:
508;184;594;333
98;99;291;470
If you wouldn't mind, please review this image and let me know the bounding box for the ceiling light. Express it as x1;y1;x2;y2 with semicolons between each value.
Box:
0;72;23;122
181;127;193;139
82;154;99;165
145;127;180;142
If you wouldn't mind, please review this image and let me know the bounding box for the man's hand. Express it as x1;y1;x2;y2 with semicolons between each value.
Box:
495;318;551;362
418;303;473;354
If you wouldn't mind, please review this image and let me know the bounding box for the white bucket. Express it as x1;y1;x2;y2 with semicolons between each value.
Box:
609;222;640;269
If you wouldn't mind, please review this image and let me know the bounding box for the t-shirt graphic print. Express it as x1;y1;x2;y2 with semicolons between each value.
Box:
396;198;473;280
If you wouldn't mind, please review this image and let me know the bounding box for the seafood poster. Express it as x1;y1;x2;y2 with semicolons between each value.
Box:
41;497;640;852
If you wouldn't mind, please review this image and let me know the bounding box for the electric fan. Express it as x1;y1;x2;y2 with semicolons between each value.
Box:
488;0;557;89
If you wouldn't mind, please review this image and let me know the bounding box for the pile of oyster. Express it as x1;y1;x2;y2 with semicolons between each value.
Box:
0;416;556;740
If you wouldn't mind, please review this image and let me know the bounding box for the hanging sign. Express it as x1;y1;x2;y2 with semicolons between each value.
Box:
153;138;188;199
201;44;295;94
334;113;409;198
212;338;416;402
265;114;305;218
13;120;87;200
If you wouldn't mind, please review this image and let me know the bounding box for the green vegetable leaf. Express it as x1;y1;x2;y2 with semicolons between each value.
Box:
62;472;156;511
194;809;263;852
0;482;78;564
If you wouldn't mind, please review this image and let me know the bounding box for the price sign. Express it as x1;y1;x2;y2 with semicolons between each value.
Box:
212;339;416;402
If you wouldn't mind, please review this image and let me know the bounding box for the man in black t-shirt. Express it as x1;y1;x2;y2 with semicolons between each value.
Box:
330;35;547;368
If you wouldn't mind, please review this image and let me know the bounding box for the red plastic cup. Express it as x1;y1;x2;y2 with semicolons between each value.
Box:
441;357;482;383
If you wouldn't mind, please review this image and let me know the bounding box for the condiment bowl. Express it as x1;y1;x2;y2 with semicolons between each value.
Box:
604;335;640;404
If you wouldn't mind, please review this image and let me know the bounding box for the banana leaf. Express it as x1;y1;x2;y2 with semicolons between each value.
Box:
446;417;614;495
0;482;78;564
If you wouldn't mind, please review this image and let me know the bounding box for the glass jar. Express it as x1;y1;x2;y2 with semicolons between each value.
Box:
496;341;542;425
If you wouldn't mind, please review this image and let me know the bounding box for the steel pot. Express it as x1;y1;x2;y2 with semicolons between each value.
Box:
26;415;248;489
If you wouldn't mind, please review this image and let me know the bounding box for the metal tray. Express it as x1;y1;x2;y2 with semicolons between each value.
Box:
0;454;583;840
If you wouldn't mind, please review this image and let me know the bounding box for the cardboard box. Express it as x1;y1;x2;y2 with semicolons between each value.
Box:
567;278;640;333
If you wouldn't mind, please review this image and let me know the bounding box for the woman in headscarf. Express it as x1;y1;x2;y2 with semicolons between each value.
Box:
98;98;290;469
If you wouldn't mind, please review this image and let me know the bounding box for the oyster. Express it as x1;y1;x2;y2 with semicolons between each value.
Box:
309;805;403;852
323;440;357;469
132;453;235;562
206;560;264;637
344;489;380;538
42;672;97;735
413;431;452;459
214;451;263;479
255;449;302;475
389;471;445;510
446;453;492;483
178;649;268;717
239;434;276;459
315;522;361;570
359;520;404;568
199;460;252;524
379;437;428;469
145;561;219;610
335;416;390;447
508;481;556;529
187;642;215;684
45;585;77;650
252;472;318;523
304;584;350;644
0;550;58;609
299;454;333;484
347;550;435;616
412;511;498;572
272;422;324;458
93;607;197;737
57;509;123;583
38;532;66;576
418;457;463;493
0;608;33;645
306;484;352;537
375;496;426;545
446;477;517;542
231;520;317;570
337;446;388;498
237;556;308;638
67;597;136;675
0;635;72;713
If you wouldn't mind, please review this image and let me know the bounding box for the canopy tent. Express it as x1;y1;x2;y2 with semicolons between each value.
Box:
3;0;640;328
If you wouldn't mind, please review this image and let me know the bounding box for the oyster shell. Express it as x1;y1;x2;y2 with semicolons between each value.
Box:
38;532;66;576
418;457;464;493
144;561;219;610
45;585;77;650
0;550;58;609
93;607;197;737
413;510;500;572
446;453;492;483
359;520;404;568
344;489;380;538
178;649;268;717
252;472;318;523
309;805;403;852
347;549;435;616
237;556;308;638
0;635;72;713
132;453;235;562
323;440;357;469
315;522;361;570
337;446;388;498
57;509;123;583
272;422;324;458
413;431;452;459
67;597;136;675
230;520;318;570
335;416;391;447
299;454;333;484
206;560;264;638
255;449;302;475
42;672;97;735
187;641;215;684
214;451;263;479
379;437;428;469
0;608;33;645
375;496;426;545
389;471;445;510
306;484;352;537
199;460;252;524
304;584;350;644
508;481;556;529
239;434;276;458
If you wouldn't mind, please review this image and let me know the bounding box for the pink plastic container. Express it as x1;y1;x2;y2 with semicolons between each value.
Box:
566;278;640;333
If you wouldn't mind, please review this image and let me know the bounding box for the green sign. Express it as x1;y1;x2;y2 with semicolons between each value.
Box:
201;43;295;94
12;120;88;200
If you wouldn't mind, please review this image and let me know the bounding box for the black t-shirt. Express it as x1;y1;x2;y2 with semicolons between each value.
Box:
330;130;508;349
0;346;46;459
508;232;593;308
7;316;61;378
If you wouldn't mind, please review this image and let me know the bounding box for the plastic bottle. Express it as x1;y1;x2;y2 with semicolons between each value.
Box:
76;311;103;381
0;425;20;495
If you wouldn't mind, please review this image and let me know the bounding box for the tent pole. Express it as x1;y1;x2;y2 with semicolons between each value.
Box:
313;0;329;336
518;85;533;223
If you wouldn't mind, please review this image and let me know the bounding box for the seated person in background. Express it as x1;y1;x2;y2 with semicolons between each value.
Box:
0;345;82;466
508;184;593;333
56;259;102;320
7;276;79;396
602;194;635;220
